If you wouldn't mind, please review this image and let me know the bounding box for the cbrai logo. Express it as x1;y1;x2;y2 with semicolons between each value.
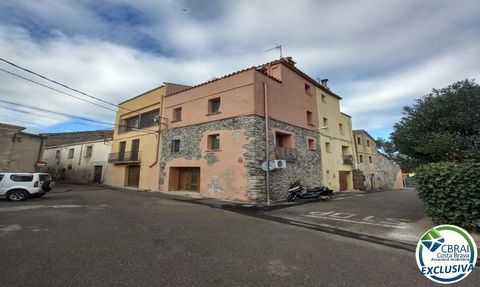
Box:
416;225;477;284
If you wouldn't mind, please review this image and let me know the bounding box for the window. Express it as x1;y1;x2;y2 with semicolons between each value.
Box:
369;156;373;163
325;142;331;153
67;164;72;170
359;155;364;163
308;138;316;150
323;117;328;128
321;94;326;103
10;175;34;182
357;137;361;145
0;174;4;181
208;134;220;150
173;107;182;122
367;139;370;147
275;132;293;148
208;98;221;114
306;111;313;126
304;83;311;94
339;123;344;135
139;109;160;128
171;139;181;153
122;116;139;132
55;150;60;159
68;149;74;159
85;146;93;158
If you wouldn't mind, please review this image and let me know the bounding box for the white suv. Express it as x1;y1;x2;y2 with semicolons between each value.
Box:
0;173;55;201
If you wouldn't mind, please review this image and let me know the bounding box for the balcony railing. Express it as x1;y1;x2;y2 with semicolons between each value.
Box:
343;155;354;165
276;147;299;162
108;151;141;164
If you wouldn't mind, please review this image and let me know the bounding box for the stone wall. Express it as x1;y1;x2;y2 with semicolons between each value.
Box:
0;124;42;172
159;115;322;201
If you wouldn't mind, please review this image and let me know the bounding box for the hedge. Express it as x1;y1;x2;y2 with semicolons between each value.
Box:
415;162;480;231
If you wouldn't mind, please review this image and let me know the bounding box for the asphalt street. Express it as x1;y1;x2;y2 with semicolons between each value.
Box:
1;187;479;287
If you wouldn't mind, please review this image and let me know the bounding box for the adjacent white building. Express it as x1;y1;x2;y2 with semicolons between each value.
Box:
41;134;112;183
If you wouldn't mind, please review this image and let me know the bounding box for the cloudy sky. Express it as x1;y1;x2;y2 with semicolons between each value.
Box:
0;0;479;139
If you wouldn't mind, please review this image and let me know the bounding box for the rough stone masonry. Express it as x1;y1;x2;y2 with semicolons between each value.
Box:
159;115;322;201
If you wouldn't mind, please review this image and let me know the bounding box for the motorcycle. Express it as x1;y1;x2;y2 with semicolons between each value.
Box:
286;180;333;202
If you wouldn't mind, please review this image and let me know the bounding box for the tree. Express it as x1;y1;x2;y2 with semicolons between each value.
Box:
391;79;480;168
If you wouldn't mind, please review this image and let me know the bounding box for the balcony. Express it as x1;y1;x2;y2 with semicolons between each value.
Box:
108;151;141;164
276;147;299;162
343;155;354;165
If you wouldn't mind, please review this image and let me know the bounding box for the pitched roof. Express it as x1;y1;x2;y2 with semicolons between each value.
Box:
41;129;114;147
0;122;26;131
353;129;377;141
165;57;341;99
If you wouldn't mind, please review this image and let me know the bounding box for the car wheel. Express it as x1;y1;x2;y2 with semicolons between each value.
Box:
6;189;29;201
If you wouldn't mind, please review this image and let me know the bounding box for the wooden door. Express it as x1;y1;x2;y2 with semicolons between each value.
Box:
119;141;126;160
131;139;140;161
177;168;200;192
93;166;103;183
126;165;140;187
339;171;349;191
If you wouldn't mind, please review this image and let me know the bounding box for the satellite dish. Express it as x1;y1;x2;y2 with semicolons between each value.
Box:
261;161;275;172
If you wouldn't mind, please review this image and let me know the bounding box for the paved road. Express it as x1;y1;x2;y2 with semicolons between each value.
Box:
1;187;478;286
268;190;433;244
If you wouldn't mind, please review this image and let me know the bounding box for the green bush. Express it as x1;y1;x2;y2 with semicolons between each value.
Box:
416;162;480;231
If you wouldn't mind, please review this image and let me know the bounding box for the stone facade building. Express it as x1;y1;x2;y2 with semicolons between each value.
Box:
0;123;44;172
353;130;403;190
41;130;113;183
160;58;324;201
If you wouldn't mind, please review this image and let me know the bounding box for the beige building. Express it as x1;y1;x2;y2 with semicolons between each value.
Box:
353;130;403;190
315;83;356;191
42;138;112;183
104;83;189;190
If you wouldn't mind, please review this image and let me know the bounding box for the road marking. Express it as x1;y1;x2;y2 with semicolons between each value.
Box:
0;204;107;212
0;224;22;236
304;211;411;229
333;194;366;200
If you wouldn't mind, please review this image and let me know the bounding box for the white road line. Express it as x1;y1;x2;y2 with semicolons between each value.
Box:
304;214;408;229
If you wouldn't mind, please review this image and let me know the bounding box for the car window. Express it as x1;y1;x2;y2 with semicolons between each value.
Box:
0;174;4;181
10;175;34;182
39;174;51;181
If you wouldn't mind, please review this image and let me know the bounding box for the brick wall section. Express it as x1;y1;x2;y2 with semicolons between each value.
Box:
159;115;322;201
0;124;43;172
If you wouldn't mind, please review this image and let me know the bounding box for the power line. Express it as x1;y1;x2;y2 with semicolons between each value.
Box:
0;68;116;112
0;99;113;126
0;57;136;113
0;99;160;136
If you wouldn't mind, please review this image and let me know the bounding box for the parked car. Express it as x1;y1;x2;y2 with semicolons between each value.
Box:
0;173;55;201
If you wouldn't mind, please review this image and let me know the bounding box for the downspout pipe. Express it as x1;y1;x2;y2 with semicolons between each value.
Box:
149;98;164;169
263;81;271;206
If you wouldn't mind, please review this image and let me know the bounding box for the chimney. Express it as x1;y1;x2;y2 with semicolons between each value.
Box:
284;56;296;66
320;79;329;89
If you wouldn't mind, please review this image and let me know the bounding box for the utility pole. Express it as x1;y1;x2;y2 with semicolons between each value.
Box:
263;82;271;206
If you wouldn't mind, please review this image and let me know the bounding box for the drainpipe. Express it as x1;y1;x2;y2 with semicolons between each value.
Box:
149;98;164;169
263;81;271;206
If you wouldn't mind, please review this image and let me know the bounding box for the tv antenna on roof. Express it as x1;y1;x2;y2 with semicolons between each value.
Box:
266;44;282;58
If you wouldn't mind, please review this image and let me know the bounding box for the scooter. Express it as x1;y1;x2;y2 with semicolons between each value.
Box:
286;180;333;202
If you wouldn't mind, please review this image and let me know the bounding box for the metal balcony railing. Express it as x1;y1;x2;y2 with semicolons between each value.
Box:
275;147;299;162
108;151;141;164
343;155;354;165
